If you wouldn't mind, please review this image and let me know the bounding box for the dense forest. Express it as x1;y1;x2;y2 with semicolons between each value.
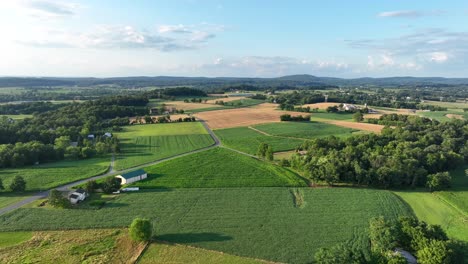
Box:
291;115;467;189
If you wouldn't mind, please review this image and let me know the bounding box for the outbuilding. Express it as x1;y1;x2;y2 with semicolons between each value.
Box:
68;188;88;204
115;169;147;185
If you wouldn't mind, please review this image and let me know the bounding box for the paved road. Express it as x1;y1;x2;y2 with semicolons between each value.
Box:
0;120;258;216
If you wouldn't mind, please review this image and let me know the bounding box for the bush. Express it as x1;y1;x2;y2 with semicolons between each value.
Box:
129;218;153;242
84;180;98;194
9;176;26;192
279;159;290;167
48;189;70;208
426;171;451;191
101;177;121;194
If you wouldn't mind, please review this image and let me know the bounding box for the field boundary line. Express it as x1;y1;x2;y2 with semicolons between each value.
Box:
247;126;310;141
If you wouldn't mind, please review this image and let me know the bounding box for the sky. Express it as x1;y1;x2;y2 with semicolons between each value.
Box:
0;0;468;78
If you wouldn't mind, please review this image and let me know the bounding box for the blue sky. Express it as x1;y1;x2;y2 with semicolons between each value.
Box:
0;0;467;77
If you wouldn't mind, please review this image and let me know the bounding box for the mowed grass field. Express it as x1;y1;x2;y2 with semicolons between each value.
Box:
215;127;305;154
114;122;215;170
140;243;271;264
0;194;30;209
253;122;358;139
131;147;306;188
0;188;411;263
0;157;110;191
394;166;468;242
0;229;145;263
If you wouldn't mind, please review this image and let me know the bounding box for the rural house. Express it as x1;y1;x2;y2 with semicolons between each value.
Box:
115;169;147;185
68;188;88;204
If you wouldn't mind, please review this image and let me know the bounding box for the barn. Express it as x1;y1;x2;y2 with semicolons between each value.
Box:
115;169;147;185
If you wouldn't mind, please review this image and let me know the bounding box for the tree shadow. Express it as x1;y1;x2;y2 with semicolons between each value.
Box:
157;232;233;243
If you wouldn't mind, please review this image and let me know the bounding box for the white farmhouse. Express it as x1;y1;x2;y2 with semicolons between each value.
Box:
115;169;147;185
342;103;357;111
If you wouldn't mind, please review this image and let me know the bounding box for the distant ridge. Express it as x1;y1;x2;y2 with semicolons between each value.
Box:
0;74;467;88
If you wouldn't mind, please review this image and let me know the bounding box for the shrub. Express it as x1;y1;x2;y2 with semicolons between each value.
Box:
426;171;451;191
9;176;26;192
101;177;121;194
48;189;70;208
129;218;152;242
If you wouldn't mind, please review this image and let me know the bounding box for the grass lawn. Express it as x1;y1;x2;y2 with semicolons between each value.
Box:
132;147;306;188
0;188;411;263
0;157;110;191
0;229;145;263
140;243;270;264
215;127;305;155
0;194;29;209
114;122;214;170
253;121;358;139
0;232;32;248
438;166;468;214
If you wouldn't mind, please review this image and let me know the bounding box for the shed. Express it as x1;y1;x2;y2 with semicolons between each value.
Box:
68;188;88;204
115;169;147;185
104;132;112;138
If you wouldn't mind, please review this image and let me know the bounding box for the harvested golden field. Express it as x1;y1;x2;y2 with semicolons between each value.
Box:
300;102;340;109
324;120;384;133
0;229;146;264
364;113;383;119
165;101;222;111
194;103;295;129
446;114;464;120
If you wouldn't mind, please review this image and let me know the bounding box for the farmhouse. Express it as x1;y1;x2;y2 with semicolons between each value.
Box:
68;188;87;204
115;169;147;185
342;103;357;111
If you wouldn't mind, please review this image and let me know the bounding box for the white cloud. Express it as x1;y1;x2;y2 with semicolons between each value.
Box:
429;52;448;62
378;10;423;18
0;0;80;19
17;24;221;51
158;24;192;34
367;54;421;71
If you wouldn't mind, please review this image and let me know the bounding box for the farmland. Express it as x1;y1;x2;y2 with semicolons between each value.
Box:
215;126;305;154
0;157;110;191
140;243;271;264
253;122;358;139
114;122;215;170
0;232;31;248
0;194;30;209
132;147;306;188
0;229;145;263
0;188;411;263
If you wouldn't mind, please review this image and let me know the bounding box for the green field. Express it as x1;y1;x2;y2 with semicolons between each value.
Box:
310;112;355;121
0;157;110;191
114;123;215;170
394;166;468;242
0;188;411;263
418;110;468;121
140;243;267;264
253;122;357;139
215;127;305;154
0;194;30;209
132;147;306;188
421;100;468;110
0;232;32;248
187;98;265;114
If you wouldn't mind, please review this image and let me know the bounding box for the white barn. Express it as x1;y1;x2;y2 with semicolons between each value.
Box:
115;169;147;185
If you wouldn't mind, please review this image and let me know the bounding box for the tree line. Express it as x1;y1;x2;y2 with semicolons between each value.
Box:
289;115;467;189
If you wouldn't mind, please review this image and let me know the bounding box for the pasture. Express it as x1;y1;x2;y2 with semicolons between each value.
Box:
140;242;270;264
0;157;110;191
0;232;32;248
114;122;215;170
0;229;145;263
132;147;306;188
0;194;30;209
215;127;305;154
418;110;468;121
0;188;411;263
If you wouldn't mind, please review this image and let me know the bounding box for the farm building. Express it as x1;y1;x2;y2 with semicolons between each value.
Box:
115;169;147;185
342;103;357;111
68;188;88;204
104;132;112;137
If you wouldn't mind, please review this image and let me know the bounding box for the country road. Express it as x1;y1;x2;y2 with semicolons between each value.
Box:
0;120;225;216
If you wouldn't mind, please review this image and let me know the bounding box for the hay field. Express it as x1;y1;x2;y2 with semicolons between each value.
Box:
324;120;384;133
194;103;295;129
299;102;340;109
205;96;247;104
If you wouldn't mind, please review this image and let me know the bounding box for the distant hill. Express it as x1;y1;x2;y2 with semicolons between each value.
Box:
0;74;467;88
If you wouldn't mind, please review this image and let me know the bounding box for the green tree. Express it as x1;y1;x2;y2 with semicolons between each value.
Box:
314;243;365;264
80;147;96;159
416;239;452;264
257;143;268;158
353;112;364;122
129;218;153;242
426;171;451;191
48;189;70;208
266;145;274;161
0;177;4;190
95;142;108;155
54;136;71;150
369;217;400;253
84;180;98;194
9;176;26;192
101;177;121;194
387;253;408;264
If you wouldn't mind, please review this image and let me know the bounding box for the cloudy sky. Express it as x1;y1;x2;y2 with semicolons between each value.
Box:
1;0;467;78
